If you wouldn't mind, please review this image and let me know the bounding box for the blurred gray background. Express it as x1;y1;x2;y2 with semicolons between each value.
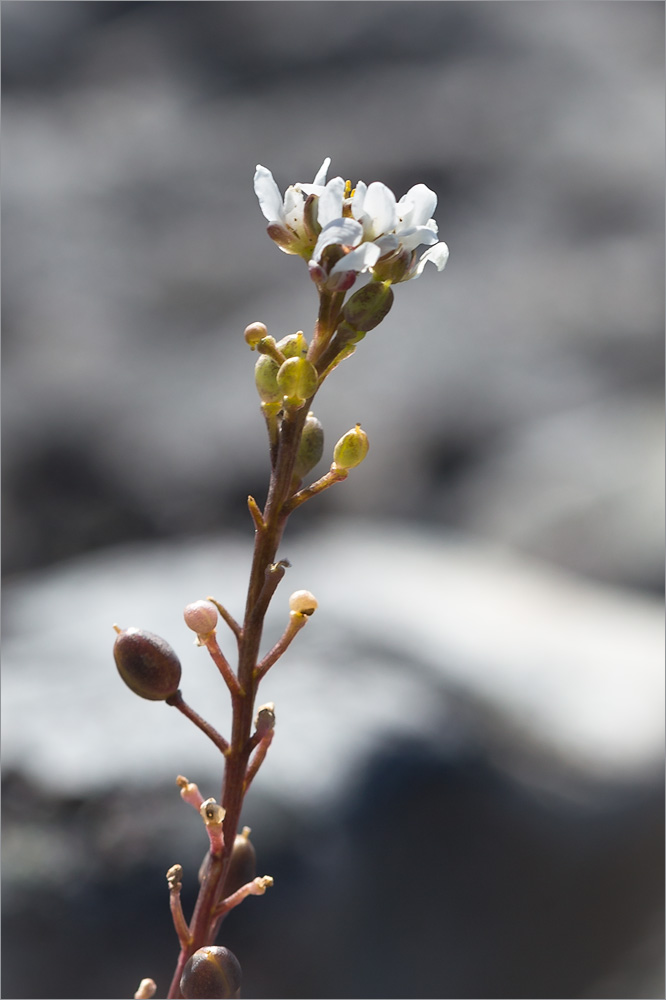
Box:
2;3;664;999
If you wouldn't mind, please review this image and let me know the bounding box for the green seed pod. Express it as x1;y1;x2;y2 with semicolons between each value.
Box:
180;946;242;1000
333;424;369;470
254;354;281;404
276;357;318;405
113;627;182;701
342;280;394;333
224;827;257;896
293;411;324;480
277;331;308;358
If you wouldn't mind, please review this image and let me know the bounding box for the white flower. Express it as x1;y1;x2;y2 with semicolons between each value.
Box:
254;157;449;284
310;218;381;287
253;157;333;256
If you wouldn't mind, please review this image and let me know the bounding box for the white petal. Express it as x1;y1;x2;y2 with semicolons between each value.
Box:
317;177;346;228
398;221;439;252
364;182;398;237
399;184;437;228
312;157;331;187
374;234;400;255
330;242;381;276
254;165;285;224
312;218;364;261
350;181;368;220
411;241;449;278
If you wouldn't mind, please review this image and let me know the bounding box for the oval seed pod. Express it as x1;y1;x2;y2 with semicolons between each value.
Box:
342;279;394;333
254;354;281;404
277;331;308;358
180;946;242;1000
333;424;369;470
276;357;318;405
293;411;324;480
224;827;257;897
113;628;182;701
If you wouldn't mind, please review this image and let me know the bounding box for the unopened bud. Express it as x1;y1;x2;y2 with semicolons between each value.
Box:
184;601;218;636
342;280;394;333
294;412;324;480
289;590;318;616
113;627;182;701
277;331;308;358
254;702;276;736
254;354;281;404
180;946;242;1000
276;357;318;406
333;424;369;470
244;321;268;348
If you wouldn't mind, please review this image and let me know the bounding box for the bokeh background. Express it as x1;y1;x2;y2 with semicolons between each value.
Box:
2;3;664;999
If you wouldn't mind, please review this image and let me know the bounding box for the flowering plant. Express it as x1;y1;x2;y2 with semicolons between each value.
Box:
115;158;448;1000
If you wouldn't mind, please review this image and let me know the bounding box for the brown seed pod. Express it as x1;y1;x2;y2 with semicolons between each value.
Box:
113;627;182;701
224;828;257;897
180;946;242;999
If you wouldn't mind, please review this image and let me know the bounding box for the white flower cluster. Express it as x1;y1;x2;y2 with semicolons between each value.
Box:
254;157;449;288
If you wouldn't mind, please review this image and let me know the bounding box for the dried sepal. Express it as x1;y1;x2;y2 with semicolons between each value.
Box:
134;978;157;1000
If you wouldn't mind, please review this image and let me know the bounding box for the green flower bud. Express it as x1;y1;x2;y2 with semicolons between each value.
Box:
277;331;308;358
333;424;369;470
244;321;268;349
276;357;318;406
342;280;393;333
113;627;182;701
293;411;324;480
180;946;242;1000
254;354;281;404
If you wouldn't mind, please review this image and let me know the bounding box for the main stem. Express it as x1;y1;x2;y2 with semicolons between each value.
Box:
166;408;312;998
167;292;339;999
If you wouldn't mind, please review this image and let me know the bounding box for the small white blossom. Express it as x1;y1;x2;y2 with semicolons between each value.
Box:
254;157;449;284
254;157;333;256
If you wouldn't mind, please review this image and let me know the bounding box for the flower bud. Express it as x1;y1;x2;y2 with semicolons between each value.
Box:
254;354;281;404
293;412;324;480
277;331;308;358
184;601;218;636
289;590;318;616
224;827;257;896
180;946;242;1000
113;627;182;701
243;321;268;348
333;424;369;470
342;280;394;333
276;357;318;406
